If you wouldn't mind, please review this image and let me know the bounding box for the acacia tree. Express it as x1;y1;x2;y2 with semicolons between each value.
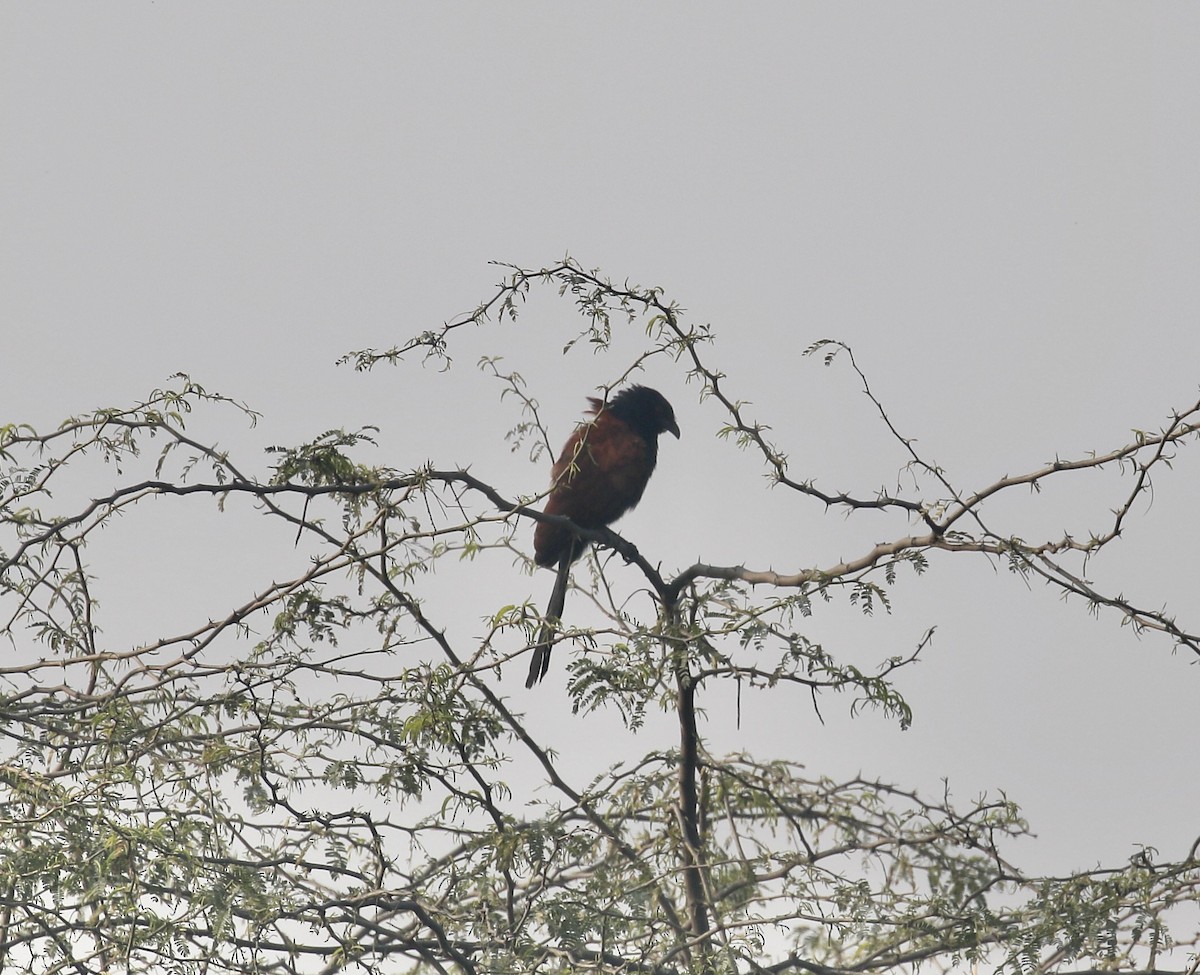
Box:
1;259;1197;975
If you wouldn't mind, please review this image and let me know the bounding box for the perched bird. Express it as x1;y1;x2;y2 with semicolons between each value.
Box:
526;385;680;688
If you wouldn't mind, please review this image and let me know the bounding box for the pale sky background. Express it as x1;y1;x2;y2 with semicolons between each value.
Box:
3;1;1199;891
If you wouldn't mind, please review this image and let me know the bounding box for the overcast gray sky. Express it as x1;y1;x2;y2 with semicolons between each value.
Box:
3;3;1198;881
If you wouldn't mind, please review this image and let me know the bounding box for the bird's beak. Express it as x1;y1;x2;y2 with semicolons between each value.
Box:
668;419;680;439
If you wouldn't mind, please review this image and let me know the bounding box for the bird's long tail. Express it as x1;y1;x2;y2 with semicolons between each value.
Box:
526;553;572;687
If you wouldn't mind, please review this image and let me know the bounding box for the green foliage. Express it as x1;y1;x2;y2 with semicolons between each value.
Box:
1;262;1198;974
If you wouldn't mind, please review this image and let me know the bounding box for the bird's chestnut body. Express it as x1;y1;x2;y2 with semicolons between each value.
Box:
527;385;679;687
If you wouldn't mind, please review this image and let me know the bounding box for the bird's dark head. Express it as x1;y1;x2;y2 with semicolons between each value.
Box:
604;385;680;441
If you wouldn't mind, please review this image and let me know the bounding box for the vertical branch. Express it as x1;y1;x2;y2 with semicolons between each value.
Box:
675;655;711;950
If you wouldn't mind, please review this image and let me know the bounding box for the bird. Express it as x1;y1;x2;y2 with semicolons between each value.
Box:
526;385;680;688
